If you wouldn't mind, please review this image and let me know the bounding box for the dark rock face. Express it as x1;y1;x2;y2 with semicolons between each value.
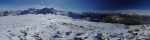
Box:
19;10;30;15
74;37;83;40
3;11;9;16
36;8;57;14
0;8;58;16
76;33;84;36
95;33;103;40
66;31;72;36
53;35;62;38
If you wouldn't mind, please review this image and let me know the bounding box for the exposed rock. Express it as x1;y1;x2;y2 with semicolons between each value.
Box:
76;33;84;36
74;37;83;40
66;31;72;36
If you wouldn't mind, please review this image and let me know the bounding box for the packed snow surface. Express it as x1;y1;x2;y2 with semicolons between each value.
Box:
0;14;150;40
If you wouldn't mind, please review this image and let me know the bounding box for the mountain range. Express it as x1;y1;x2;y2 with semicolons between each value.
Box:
0;8;150;40
1;8;150;25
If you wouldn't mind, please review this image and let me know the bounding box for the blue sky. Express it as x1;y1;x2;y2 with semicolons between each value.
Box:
0;0;52;10
53;0;102;11
0;0;150;11
0;0;102;11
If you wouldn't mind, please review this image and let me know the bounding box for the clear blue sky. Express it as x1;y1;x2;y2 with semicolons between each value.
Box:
0;0;150;11
0;0;102;11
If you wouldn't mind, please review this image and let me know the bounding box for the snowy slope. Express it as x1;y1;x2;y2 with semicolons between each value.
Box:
0;13;149;40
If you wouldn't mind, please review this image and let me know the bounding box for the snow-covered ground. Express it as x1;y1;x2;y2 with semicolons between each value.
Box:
0;14;149;40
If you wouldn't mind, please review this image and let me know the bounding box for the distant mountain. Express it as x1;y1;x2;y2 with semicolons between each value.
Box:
67;11;150;25
0;8;59;16
0;8;150;25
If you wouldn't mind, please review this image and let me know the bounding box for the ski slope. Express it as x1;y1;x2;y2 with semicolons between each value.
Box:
0;14;149;40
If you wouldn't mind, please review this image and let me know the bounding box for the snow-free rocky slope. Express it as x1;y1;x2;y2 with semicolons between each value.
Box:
0;8;150;40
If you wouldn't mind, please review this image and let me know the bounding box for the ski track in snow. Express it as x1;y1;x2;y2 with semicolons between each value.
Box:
0;14;149;40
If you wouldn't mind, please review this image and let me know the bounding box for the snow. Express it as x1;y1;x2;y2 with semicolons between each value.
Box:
0;14;149;40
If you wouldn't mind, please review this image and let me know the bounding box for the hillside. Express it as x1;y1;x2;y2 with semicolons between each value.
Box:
0;8;150;40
